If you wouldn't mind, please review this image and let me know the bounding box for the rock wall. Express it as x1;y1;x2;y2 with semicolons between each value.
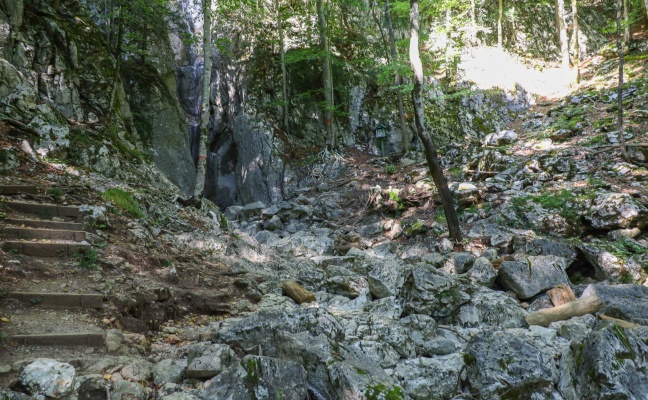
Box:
0;0;195;195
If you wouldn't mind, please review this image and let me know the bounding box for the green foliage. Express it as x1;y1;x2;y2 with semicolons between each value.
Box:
47;187;64;200
388;189;406;211
365;384;404;400
512;189;592;219
75;247;99;270
383;165;397;175
102;188;145;219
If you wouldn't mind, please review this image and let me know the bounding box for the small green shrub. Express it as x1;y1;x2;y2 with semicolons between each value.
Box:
75;247;99;270
102;188;145;218
47;187;64;199
383;165;397;175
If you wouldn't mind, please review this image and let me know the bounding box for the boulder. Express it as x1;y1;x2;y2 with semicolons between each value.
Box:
561;323;648;399
153;359;186;385
367;258;408;299
239;201;267;220
393;354;465;400
464;257;498;288
578;244;643;282
240;355;309;400
455;290;527;328
186;343;238;379
484;129;517;146
403;265;472;319
464;327;569;399
19;359;75;399
498;255;570;299
586;193;647;230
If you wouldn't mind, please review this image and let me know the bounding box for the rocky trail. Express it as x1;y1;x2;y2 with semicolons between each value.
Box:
1;52;648;400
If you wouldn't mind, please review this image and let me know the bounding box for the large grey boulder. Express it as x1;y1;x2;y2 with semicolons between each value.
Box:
367;258;408;298
578;244;642;282
513;237;578;265
464;327;569;399
111;380;148;400
186;343;238;379
403;265;473;319
393;354;465;400
153;359;186;385
455;290;527;328
560;323;648;400
498;255;570;299
19;359;75;400
587;284;648;326
241;355;308;400
586;192;648;230
464;257;498;288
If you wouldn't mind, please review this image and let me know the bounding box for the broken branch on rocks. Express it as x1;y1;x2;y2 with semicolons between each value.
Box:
525;293;603;327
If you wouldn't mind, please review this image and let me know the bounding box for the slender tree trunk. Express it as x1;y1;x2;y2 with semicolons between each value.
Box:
470;0;476;46
555;0;570;70
193;0;213;198
616;0;628;161
623;0;630;43
445;7;453;80
642;0;648;24
370;1;390;61
317;0;334;150
409;0;462;243
276;0;290;135
571;0;580;84
498;0;503;48
108;1;124;121
386;0;408;152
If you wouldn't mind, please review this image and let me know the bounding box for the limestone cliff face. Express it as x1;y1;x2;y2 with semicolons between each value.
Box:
0;0;195;195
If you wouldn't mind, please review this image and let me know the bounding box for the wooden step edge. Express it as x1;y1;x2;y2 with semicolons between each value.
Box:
0;185;38;195
3;201;81;218
4;241;91;257
3;227;86;242
9;333;105;347
3;218;83;230
8;293;103;308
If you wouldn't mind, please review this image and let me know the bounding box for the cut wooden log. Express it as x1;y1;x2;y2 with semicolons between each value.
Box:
0;185;38;195
525;293;603;327
9;292;103;308
10;333;104;346
281;280;316;304
599;314;642;329
4;218;83;231
547;283;576;307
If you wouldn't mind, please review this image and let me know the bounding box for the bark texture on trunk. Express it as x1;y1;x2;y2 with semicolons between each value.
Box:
617;0;628;160
386;0;408;152
317;0;335;150
571;0;580;84
555;0;570;70
193;0;213;198
409;0;462;243
276;0;289;135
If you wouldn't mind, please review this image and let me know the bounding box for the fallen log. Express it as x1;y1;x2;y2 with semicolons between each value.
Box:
281;280;316;304
599;314;642;329
525;293;603;327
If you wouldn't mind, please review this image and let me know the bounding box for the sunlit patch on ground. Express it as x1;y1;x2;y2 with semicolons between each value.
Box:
458;47;574;98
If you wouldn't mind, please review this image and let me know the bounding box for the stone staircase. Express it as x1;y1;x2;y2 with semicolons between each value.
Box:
0;185;105;351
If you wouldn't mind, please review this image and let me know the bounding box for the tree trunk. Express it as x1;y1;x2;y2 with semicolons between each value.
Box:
555;0;569;70
193;0;213;198
498;0;503;48
642;0;648;24
571;0;580;84
623;0;630;43
371;1;390;61
470;0;476;46
409;0;462;243
317;0;335;150
616;0;628;161
386;0;408;152
276;0;290;135
445;7;453;80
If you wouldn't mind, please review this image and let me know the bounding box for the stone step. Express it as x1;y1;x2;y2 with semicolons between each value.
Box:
0;185;38;195
8;292;103;308
4;227;86;242
4;218;83;231
4;201;80;219
9;333;105;347
4;241;91;257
